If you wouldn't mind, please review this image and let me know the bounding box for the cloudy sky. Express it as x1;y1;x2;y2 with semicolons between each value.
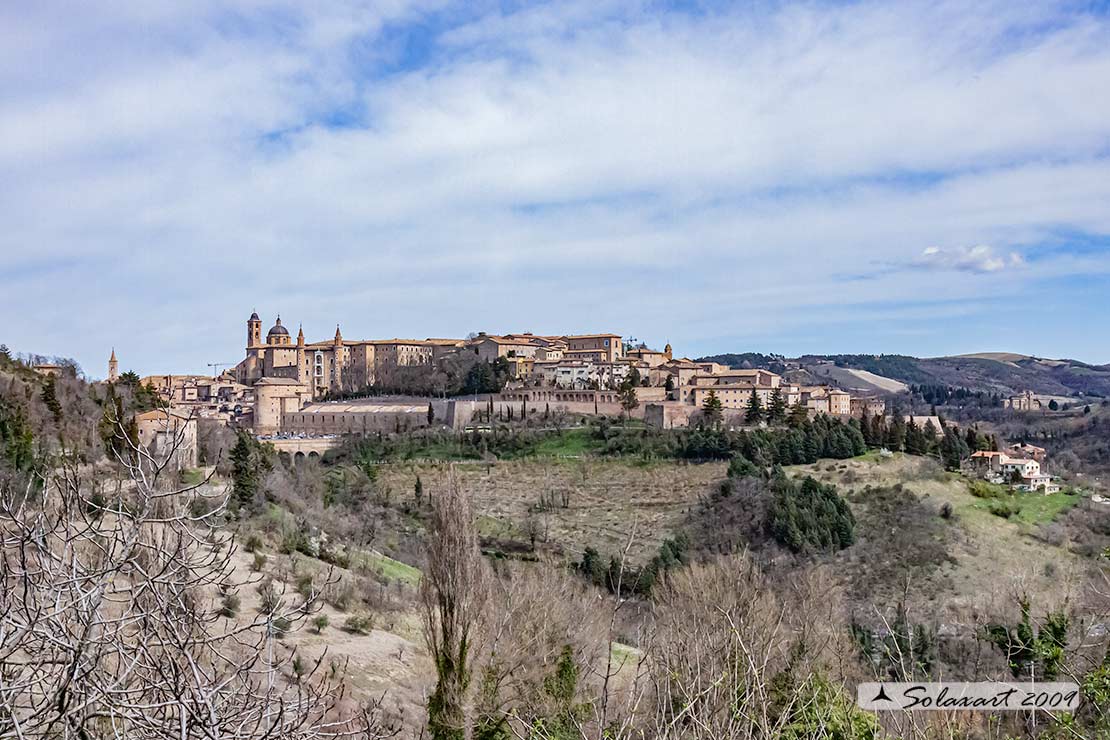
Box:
3;0;1110;377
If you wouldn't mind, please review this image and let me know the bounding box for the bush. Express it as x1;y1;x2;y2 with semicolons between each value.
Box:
270;615;291;638
968;480;1007;499
295;573;315;602
256;578;282;614
324;577;357;611
243;533;263;553
251;552;267;572
217;593;240;618
313;615;330;634
988;499;1020;519
343;613;373;635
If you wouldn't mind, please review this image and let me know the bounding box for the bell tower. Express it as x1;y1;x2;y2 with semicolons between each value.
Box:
108;348;118;382
247;311;262;348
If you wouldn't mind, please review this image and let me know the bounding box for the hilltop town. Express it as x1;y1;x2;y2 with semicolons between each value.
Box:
108;312;901;457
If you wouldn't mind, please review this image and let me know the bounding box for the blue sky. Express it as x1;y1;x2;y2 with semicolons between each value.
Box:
3;0;1110;377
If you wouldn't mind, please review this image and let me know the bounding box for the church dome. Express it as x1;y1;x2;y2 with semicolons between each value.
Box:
267;318;289;338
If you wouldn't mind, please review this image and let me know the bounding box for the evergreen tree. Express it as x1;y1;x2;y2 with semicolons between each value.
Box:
230;432;270;513
41;374;63;424
767;474;855;553
885;415;906;452
0;400;36;473
939;426;969;471
745;390;764;425
664;375;675;393
904;419;927;455
618;377;639;420
702;390;723;428
767;387;787;423
788;401;809;428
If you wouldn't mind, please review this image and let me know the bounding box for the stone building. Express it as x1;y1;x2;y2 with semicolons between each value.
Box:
234;312;465;398
1004;390;1042;411
134;408;198;469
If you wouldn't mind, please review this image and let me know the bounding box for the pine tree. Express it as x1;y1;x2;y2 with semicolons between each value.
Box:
41;374;63;424
788;401;809;428
744;390;764;424
230;432;259;512
664;375;675;394
702;389;723;428
767;387;787;423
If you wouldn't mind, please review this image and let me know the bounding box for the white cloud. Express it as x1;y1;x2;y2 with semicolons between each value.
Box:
915;245;1025;273
1;0;1110;372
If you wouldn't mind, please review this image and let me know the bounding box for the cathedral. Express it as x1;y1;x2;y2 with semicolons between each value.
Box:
234;313;349;397
234;312;459;398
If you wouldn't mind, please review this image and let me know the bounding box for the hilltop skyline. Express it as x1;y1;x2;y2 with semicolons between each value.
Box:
4;0;1110;374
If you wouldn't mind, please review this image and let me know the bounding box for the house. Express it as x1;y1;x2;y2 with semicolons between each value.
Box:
966;450;1060;494
1007;441;1046;463
1004;390;1042;411
134;408;198;470
850;397;887;418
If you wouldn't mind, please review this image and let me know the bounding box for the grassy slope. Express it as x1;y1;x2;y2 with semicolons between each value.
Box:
791;453;1092;616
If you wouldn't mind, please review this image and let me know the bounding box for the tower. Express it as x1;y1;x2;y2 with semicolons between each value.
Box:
296;324;307;385
332;325;344;390
108;348;118;382
664;342;673;360
247;311;262;348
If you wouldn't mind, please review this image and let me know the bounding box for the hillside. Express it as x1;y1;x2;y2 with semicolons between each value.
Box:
697;351;1110;397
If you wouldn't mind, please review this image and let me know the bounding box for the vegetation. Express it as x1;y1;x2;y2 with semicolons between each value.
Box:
767;473;856;553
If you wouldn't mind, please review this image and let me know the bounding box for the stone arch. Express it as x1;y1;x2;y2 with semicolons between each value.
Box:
308;451;320;460
294;451;306;464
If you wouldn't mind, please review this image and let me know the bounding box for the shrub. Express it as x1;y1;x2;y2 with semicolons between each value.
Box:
343;613;373;635
243;533;263;553
256;578;282;614
313;615;330;634
324;577;357;611
270;615;291;638
251;552;267;572
217;593;240;618
968;480;1007;499
295;573;315;602
988;499;1020;519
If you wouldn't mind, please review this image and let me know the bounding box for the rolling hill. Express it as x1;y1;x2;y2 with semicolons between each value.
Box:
696;352;1110;397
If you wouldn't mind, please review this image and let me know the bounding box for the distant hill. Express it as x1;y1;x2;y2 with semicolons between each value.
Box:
694;351;1110;398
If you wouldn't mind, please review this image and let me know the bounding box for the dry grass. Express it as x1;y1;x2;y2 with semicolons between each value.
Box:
378;458;727;562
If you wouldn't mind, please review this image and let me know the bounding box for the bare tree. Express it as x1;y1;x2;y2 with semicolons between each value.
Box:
0;411;395;739
421;469;487;740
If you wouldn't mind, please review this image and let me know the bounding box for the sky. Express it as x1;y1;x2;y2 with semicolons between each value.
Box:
3;0;1110;378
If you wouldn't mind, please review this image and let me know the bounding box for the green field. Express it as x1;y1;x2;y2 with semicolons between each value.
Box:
968;488;1081;526
529;428;603;457
362;551;422;585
